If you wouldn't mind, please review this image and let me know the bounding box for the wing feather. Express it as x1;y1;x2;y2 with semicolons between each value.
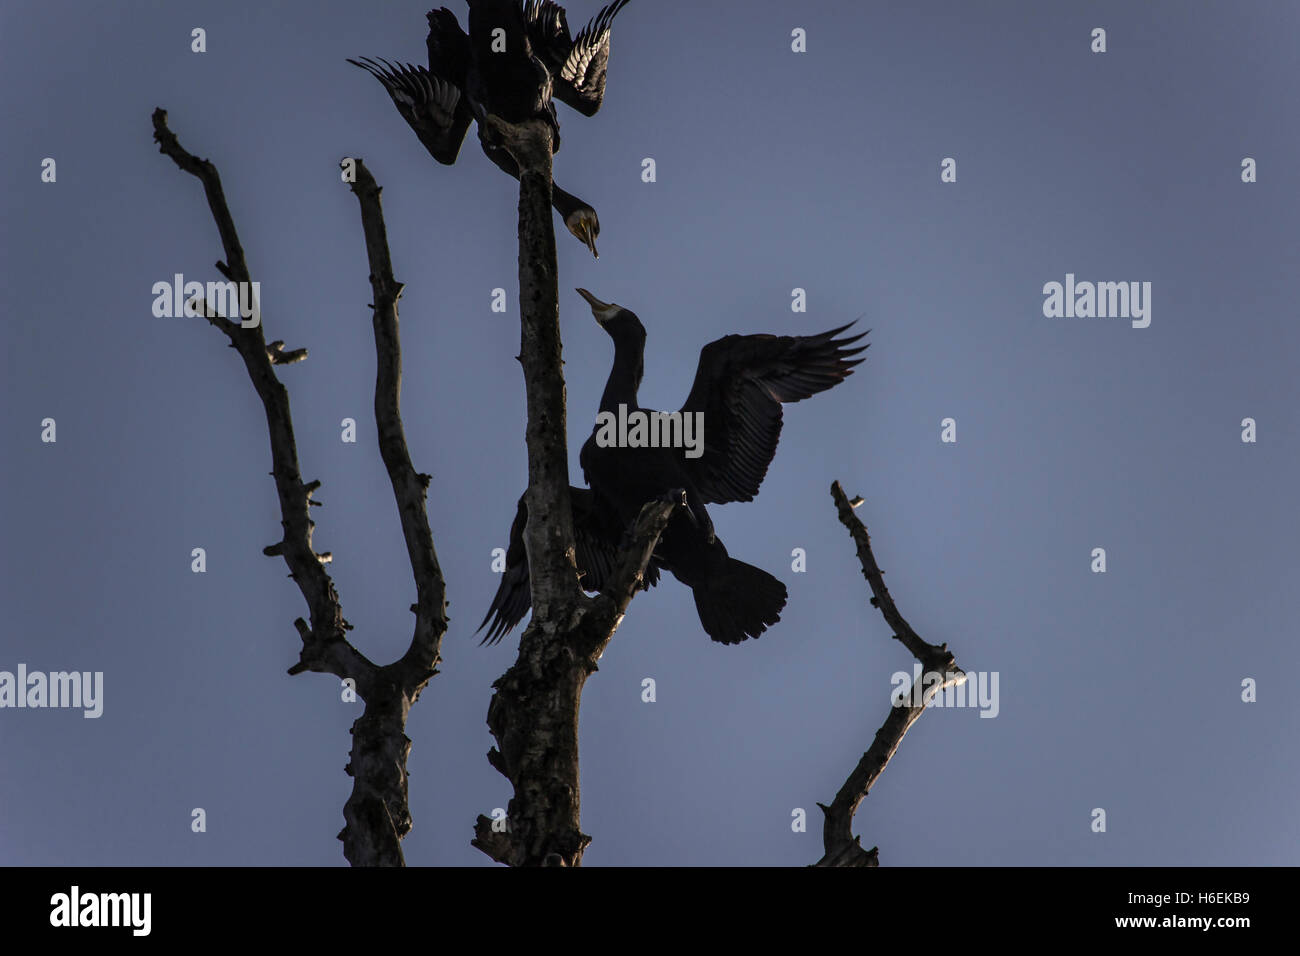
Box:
348;56;472;165
521;0;631;116
680;324;869;504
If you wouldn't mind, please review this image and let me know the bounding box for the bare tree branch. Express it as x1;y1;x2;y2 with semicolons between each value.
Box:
485;114;583;613
344;158;447;686
152;108;369;686
151;109;447;866
814;480;968;867
470;115;674;866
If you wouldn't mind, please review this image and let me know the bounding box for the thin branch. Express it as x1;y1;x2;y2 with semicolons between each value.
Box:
581;493;682;656
814;481;968;867
152;107;371;690
152;110;447;866
344;158;448;688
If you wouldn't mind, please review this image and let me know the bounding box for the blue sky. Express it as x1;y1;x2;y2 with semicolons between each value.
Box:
2;0;1297;865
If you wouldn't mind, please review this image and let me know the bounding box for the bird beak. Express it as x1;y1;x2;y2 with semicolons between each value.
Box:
576;288;612;321
576;221;599;259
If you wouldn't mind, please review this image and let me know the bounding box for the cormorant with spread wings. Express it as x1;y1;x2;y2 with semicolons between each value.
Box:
349;1;631;257
478;290;867;645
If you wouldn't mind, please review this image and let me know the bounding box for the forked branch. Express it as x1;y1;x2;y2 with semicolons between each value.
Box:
815;481;968;867
152;109;446;865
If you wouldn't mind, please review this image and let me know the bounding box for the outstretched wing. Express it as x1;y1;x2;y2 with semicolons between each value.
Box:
679;324;869;505
348;56;472;165
478;486;659;644
521;0;630;116
519;0;570;70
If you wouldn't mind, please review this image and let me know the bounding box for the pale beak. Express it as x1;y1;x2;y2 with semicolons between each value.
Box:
576;288;612;317
576;221;599;259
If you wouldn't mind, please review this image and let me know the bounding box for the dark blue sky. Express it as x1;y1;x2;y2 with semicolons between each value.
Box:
2;0;1297;865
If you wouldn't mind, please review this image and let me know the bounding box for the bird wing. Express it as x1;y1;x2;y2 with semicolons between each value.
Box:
348;57;472;165
519;0;571;73
478;494;531;645
679;324;869;505
425;7;471;85
478;486;659;644
521;0;630;116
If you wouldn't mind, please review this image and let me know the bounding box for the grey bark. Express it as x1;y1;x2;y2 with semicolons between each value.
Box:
152;109;446;866
470;115;675;866
814;481;968;867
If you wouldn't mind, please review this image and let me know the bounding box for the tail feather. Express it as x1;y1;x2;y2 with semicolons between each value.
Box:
478;561;530;645
692;558;787;645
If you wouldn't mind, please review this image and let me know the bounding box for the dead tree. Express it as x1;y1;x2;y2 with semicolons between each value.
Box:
151;105;957;870
151;109;446;866
814;481;968;867
460;118;960;867
469;115;677;867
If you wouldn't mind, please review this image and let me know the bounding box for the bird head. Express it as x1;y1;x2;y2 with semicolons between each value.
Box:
565;207;600;259
576;288;644;343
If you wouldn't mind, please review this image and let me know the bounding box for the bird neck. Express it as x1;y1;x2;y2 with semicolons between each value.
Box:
599;340;644;416
551;184;582;220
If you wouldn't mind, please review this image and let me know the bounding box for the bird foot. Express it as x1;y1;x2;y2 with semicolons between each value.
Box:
659;488;714;542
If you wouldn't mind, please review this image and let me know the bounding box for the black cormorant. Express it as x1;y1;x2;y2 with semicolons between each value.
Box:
478;290;868;645
349;1;631;257
478;485;659;644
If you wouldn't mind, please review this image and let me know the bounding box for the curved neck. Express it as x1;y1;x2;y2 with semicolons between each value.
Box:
599;336;644;416
551;183;584;220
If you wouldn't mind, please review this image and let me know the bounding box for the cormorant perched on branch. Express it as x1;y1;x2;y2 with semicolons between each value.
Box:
478;486;659;644
478;291;868;645
349;1;632;257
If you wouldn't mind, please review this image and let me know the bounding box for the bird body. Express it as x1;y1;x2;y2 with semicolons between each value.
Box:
465;0;558;134
478;289;868;645
350;1;632;256
479;485;659;645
